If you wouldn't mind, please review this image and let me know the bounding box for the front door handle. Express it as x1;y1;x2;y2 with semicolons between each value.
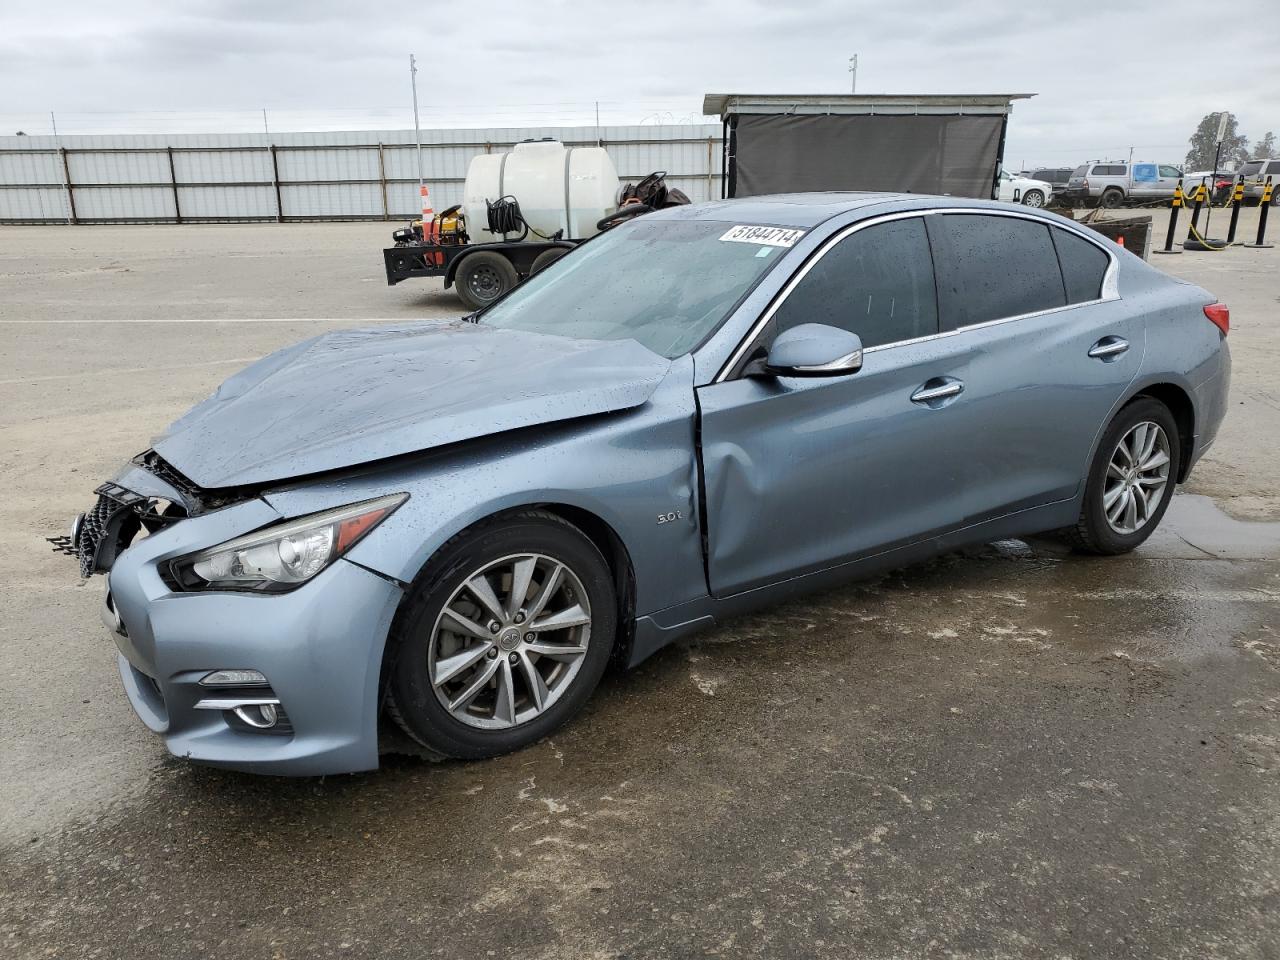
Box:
910;377;964;405
1089;336;1130;360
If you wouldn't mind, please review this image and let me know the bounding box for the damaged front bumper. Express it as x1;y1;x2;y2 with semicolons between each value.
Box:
60;455;404;776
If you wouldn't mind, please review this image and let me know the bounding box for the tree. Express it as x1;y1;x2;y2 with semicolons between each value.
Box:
1185;112;1249;170
14;130;26;136
1254;132;1277;160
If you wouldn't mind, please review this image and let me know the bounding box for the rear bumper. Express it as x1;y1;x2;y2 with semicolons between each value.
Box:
106;519;404;776
1186;343;1231;476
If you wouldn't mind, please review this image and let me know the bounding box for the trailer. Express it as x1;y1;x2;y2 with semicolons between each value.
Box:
703;92;1036;202
384;233;579;310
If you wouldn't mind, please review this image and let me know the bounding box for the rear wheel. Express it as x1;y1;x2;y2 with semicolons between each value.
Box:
1064;398;1180;555
530;247;569;275
1100;188;1124;209
386;511;616;760
455;251;518;311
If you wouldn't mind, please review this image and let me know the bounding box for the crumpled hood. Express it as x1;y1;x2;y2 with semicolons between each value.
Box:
153;320;672;488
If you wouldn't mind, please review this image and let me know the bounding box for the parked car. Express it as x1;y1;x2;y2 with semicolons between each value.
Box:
60;194;1231;775
1064;161;1185;207
1236;158;1280;204
995;169;1054;207
1184;170;1237;206
1029;167;1074;197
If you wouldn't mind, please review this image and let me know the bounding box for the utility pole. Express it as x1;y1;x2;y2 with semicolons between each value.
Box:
848;54;858;93
595;100;601;147
409;54;424;202
50;110;58;136
262;108;269;135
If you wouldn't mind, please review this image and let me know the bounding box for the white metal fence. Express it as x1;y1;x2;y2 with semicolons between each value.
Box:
0;125;724;224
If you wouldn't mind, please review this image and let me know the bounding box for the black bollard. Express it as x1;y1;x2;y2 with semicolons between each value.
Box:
1183;182;1227;251
1245;177;1275;249
1154;180;1184;255
1227;177;1245;245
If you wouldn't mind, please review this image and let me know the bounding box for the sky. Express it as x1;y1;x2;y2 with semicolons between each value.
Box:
1;0;1277;168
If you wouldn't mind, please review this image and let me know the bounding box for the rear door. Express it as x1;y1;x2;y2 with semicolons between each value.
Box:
926;212;1144;524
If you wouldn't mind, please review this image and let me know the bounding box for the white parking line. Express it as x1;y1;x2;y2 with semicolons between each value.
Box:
0;357;260;386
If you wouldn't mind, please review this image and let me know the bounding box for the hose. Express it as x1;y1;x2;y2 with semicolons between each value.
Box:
484;196;560;241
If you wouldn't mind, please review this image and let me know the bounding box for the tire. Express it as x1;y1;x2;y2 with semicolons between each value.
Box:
1064;398;1181;555
1271;189;1280;208
530;247;569;275
1021;189;1046;208
385;510;617;760
454;251;518;311
1100;189;1124;209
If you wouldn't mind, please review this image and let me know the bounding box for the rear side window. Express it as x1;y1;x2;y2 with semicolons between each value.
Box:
1092;164;1126;176
772;217;938;349
1267;161;1280;176
1051;228;1110;304
933;214;1066;327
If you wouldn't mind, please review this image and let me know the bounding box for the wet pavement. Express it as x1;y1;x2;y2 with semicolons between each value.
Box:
2;221;1278;958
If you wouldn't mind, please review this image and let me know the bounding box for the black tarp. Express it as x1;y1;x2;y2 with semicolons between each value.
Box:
730;113;1005;199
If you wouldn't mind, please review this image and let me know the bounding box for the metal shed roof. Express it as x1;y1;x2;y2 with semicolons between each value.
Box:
702;93;1035;119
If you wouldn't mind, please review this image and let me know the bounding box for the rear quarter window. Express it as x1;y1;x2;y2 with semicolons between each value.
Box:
1050;228;1110;304
933;214;1067;328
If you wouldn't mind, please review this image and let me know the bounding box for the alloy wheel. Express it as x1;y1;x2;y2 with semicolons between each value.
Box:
428;553;592;730
1022;190;1045;208
1103;421;1171;535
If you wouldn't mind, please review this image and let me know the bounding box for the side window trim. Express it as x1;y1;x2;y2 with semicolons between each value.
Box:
714;208;1120;383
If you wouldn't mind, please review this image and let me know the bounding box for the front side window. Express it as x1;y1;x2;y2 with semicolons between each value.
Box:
771;217;938;350
1159;165;1182;178
478;217;791;359
934;214;1067;327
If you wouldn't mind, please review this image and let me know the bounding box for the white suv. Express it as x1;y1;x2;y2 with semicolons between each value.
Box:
1236;159;1280;204
995;170;1054;207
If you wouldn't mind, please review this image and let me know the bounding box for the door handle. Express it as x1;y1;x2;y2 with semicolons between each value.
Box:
910;378;964;405
1089;336;1130;360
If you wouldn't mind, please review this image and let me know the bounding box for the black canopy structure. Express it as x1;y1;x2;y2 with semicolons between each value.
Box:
702;93;1036;201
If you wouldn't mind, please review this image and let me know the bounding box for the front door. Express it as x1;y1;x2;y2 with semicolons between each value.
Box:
697;216;972;598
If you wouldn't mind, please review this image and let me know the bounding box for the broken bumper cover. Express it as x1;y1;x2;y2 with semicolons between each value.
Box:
101;492;404;776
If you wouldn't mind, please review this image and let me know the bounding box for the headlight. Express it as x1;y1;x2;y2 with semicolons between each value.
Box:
171;493;407;592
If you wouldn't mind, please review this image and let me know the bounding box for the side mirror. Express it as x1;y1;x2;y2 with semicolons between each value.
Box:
757;323;863;378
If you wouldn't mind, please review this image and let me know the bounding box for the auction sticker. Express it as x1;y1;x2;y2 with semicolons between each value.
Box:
719;225;805;247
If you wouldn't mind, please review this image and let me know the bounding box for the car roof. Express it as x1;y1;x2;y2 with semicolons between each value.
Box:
647;192;915;228
647;192;1069;229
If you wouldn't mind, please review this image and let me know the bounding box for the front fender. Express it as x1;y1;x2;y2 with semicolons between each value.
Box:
261;357;706;619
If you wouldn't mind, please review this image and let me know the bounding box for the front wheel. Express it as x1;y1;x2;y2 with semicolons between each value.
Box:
1021;189;1046;208
1064;398;1180;555
386;510;617;760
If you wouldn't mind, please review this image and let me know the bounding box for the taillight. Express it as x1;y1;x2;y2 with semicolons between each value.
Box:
1082;179;1089;189
1203;302;1229;336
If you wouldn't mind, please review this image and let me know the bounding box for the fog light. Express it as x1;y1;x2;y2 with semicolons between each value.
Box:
199;669;268;687
233;703;279;729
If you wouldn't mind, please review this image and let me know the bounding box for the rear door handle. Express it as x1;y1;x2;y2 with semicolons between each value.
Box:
910;378;964;405
1089;336;1130;360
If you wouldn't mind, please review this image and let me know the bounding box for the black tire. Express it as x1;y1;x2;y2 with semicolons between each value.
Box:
1064;397;1181;555
454;251;518;311
1271;189;1280;208
1021;189;1046;208
385;510;617;760
530;247;569;275
1100;189;1124;209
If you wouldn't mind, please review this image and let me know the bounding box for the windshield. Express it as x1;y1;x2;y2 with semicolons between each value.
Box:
477;218;795;359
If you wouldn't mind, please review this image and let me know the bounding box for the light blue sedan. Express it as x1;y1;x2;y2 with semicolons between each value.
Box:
61;194;1231;775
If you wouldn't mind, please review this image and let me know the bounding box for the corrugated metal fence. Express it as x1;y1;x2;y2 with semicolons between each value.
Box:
0;125;724;224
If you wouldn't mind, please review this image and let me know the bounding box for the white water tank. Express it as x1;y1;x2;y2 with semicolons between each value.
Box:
463;140;620;244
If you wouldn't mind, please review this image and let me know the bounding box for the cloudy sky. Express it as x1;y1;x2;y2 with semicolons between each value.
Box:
1;0;1276;167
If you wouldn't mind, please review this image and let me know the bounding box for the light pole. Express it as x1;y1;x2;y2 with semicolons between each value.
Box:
848;54;858;93
410;54;424;206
